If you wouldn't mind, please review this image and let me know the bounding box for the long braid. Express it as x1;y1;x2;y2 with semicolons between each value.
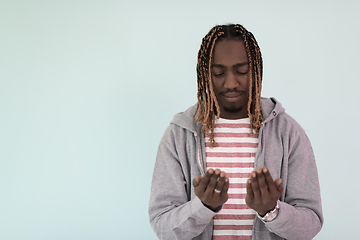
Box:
193;24;263;147
246;31;263;132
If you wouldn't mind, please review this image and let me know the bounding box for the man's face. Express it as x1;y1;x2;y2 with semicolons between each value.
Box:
211;39;250;119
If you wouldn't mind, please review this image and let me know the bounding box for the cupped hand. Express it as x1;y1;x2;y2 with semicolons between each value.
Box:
192;168;229;211
245;167;283;216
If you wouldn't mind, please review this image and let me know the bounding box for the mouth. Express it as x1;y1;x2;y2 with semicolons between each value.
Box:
221;92;244;102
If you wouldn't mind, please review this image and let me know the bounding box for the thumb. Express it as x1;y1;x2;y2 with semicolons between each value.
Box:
192;175;202;188
274;178;284;194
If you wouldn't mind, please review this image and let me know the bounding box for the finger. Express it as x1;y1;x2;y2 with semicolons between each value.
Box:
224;177;229;191
263;167;278;194
206;169;221;194
250;171;261;199
221;177;229;197
255;168;269;197
198;168;214;192
214;171;226;193
192;175;202;188
246;178;254;199
262;167;274;182
274;178;284;194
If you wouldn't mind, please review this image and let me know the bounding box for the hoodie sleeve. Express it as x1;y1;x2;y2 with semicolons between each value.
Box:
262;129;324;240
148;125;215;240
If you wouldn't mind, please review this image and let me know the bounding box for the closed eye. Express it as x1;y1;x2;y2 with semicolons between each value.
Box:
236;70;248;75
213;72;224;77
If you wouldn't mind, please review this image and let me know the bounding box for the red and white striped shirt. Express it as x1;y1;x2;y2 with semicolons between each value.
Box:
205;117;259;240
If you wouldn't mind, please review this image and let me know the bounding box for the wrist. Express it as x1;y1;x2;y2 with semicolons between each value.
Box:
203;202;222;212
257;200;280;222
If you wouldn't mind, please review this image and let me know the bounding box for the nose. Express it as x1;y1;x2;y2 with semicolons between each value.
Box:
223;72;239;89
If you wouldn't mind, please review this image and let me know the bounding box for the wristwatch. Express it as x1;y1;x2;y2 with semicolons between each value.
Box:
259;200;280;222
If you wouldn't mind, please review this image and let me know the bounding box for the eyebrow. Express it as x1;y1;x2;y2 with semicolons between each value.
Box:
211;62;249;68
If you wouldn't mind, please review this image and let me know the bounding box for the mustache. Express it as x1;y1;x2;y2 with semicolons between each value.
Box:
220;90;245;95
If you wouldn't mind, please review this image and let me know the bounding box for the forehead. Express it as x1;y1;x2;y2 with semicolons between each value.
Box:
212;39;248;65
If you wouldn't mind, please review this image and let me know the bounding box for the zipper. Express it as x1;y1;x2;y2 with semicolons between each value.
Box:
254;122;264;169
194;132;205;176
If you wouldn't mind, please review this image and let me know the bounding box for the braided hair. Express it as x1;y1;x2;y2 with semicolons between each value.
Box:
193;24;263;148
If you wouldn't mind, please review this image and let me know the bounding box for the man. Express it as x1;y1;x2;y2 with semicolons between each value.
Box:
149;24;323;240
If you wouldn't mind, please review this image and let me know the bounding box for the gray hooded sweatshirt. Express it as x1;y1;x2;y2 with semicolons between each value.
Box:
149;97;323;240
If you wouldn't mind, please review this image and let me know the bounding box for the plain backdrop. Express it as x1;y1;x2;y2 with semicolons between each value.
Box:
1;0;359;239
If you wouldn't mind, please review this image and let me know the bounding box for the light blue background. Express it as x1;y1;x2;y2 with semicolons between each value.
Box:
1;1;359;239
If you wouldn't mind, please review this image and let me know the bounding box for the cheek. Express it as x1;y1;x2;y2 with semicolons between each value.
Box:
211;80;222;93
241;75;251;87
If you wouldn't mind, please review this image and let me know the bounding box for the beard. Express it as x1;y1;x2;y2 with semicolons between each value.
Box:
223;105;244;113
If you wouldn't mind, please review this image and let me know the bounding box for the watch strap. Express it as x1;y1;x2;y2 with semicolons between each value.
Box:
258;200;280;222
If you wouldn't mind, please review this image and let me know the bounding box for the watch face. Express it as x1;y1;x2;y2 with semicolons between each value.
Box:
264;211;277;222
262;202;279;222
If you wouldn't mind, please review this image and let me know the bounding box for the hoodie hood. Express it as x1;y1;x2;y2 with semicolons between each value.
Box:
261;97;285;124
